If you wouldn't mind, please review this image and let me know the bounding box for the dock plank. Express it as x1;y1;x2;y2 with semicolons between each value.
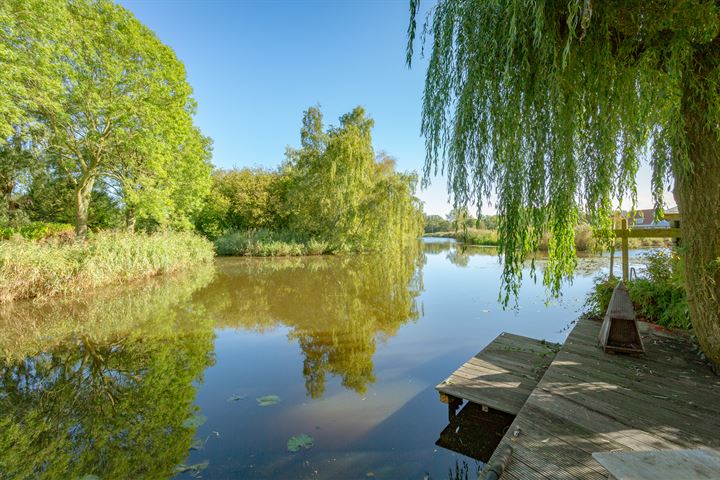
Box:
436;332;558;415
484;317;720;479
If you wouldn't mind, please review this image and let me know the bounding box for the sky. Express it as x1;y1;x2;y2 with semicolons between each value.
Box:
117;0;671;216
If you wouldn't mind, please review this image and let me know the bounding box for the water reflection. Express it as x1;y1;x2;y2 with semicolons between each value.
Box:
436;403;514;463
0;268;216;479
199;243;424;398
0;239;630;480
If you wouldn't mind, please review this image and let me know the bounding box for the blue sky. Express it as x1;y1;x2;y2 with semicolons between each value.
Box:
117;0;669;215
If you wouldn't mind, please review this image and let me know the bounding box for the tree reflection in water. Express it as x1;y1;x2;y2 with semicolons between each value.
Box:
201;242;425;398
0;267;216;480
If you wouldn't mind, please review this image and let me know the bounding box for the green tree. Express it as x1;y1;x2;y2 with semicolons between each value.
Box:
285;106;423;251
194;167;287;239
2;0;211;237
424;214;451;233
408;1;720;365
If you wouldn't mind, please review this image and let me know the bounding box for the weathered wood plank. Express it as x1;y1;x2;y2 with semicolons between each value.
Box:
436;332;557;415
482;317;720;479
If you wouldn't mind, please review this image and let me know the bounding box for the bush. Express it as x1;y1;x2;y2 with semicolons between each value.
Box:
585;250;690;329
17;222;75;241
0;226;16;240
215;229;332;257
0;231;214;303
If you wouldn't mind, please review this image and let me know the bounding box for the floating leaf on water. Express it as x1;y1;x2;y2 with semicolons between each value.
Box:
256;395;280;407
175;461;209;478
287;433;314;452
227;394;248;402
182;413;207;429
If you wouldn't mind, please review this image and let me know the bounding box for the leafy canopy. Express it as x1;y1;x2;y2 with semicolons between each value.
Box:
407;0;720;301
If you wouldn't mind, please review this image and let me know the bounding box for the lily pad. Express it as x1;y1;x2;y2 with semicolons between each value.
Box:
256;395;280;407
227;394;248;402
182;413;207;429
287;433;314;452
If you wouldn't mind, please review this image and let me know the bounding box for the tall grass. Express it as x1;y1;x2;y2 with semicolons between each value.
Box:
0;231;214;303
215;229;332;256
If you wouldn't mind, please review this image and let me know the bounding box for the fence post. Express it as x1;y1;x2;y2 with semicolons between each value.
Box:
621;218;629;282
609;244;615;279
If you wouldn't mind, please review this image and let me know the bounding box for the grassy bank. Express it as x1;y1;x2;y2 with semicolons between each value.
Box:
0;231;214;303
215;229;333;256
425;225;671;251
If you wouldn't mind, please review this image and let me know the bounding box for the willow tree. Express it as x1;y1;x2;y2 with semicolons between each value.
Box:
407;1;720;366
285;106;423;251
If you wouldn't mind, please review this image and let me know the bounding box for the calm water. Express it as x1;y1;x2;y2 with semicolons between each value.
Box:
0;240;650;479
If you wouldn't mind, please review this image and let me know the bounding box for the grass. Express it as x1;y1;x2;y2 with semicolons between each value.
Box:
215;229;333;256
585;250;690;329
0;231;214;303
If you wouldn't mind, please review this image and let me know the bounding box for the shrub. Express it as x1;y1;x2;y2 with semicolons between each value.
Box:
585;250;690;329
215;229;333;257
0;226;16;240
17;222;74;241
0;231;214;303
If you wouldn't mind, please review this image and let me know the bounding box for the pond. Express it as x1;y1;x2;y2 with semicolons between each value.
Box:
0;240;651;479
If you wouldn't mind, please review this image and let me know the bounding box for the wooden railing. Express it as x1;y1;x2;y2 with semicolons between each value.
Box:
611;212;682;281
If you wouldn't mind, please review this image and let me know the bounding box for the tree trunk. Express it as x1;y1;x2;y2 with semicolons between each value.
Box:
125;208;136;232
675;86;720;370
75;177;95;239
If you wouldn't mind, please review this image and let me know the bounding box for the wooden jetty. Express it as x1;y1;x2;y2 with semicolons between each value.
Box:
436;332;559;417
481;317;720;479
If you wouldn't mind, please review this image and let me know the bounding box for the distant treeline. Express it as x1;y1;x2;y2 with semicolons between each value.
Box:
424;208;500;233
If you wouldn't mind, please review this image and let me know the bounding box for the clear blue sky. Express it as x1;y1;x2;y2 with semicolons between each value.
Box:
117;0;668;215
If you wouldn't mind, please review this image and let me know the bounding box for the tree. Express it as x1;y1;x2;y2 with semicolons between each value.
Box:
285;106;423;251
424;214;451;233
408;1;720;366
2;0;211;237
194;167;287;239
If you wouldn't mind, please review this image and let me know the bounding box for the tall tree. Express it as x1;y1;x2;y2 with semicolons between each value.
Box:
408;1;720;366
285;106;423;251
2;0;211;237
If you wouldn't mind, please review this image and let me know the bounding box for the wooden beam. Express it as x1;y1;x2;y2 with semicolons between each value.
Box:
613;227;682;238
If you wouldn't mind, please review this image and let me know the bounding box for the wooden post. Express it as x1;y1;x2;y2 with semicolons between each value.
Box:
609;244;615;279
672;219;681;246
621;218;629;282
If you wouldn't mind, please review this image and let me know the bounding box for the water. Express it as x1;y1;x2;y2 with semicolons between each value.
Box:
0;240;649;479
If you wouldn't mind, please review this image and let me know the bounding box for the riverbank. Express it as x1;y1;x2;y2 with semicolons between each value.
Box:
0;231;214;303
214;229;333;256
425;226;671;251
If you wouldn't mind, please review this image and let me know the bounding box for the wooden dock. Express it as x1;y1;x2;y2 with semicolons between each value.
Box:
483;317;720;479
436;332;559;416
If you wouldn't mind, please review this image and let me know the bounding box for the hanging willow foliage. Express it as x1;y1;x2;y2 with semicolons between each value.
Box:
407;0;720;305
